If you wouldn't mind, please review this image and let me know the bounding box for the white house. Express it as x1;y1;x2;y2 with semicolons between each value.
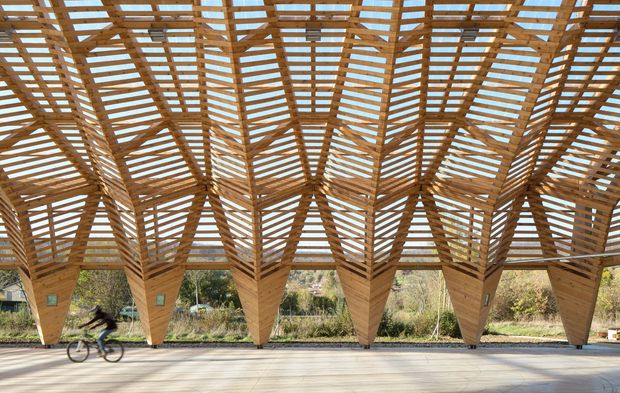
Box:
0;283;27;302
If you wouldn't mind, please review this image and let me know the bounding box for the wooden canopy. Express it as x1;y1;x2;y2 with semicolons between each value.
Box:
0;0;619;348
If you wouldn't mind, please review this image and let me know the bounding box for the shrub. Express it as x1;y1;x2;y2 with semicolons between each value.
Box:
439;310;461;338
0;309;36;336
378;311;414;338
165;307;248;340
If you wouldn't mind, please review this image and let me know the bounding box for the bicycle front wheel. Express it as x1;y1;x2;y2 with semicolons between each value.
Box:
67;340;90;363
103;340;124;363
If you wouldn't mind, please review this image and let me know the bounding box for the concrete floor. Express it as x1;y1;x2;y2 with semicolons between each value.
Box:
1;344;620;392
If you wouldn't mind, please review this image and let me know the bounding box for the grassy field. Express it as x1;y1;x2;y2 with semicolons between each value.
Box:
0;319;576;344
0;309;614;344
487;321;567;338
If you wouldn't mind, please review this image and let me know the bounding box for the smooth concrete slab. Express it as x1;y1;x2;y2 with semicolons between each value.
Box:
1;344;620;392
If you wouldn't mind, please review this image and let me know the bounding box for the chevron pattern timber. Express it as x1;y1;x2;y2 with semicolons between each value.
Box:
0;0;619;348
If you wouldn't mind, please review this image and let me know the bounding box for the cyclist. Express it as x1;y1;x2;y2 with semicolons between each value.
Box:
79;305;118;355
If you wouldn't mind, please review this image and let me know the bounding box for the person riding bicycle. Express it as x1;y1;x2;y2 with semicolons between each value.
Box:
79;305;118;354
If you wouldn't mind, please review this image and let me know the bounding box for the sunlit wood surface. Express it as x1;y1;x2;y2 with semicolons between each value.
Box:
0;0;619;347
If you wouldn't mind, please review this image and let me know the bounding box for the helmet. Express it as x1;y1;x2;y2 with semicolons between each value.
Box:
89;305;101;313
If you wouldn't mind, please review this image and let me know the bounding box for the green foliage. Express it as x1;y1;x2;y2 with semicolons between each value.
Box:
72;270;132;317
509;286;555;320
0;270;19;288
595;268;620;322
438;310;461;338
490;271;557;321
280;291;301;315
601;269;614;287
178;270;240;309
278;307;355;338
0;308;35;336
487;321;566;337
378;311;411;337
167;308;247;340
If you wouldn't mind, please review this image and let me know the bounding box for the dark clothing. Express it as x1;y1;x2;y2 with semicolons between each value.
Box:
81;310;118;330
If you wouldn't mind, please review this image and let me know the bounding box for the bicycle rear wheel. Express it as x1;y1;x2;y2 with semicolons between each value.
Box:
67;340;90;363
103;340;124;363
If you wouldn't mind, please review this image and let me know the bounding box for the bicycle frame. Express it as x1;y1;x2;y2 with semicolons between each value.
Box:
75;340;88;352
79;330;102;351
67;328;124;363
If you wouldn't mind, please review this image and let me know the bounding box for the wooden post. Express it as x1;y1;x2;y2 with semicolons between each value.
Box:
232;267;290;346
548;266;602;347
337;266;396;347
442;266;503;346
18;267;80;345
126;267;185;346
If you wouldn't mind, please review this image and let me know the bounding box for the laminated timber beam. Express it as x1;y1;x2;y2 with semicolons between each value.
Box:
199;0;312;346
530;139;620;347
0;172;96;345
424;0;581;347
314;0;424;347
43;0;204;345
2;15;619;34
5;258;616;273
27;111;601;129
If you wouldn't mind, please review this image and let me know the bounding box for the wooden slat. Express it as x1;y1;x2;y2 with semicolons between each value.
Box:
0;0;617;349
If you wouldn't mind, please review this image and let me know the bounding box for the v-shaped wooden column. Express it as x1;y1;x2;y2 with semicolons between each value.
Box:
233;267;290;345
198;1;311;346
548;266;602;346
0;178;95;345
441;266;502;346
47;0;205;345
314;1;422;347
423;0;579;348
337;266;397;346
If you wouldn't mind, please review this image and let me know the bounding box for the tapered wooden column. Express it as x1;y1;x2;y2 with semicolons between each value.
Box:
232;267;290;346
442;267;503;346
548;266;602;346
126;267;185;345
337;266;396;346
18;267;80;345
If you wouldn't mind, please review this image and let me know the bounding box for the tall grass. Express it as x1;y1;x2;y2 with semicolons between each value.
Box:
0;307;463;342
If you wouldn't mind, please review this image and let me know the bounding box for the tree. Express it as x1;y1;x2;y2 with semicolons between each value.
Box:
186;270;206;308
73;270;132;317
0;270;18;289
178;270;241;309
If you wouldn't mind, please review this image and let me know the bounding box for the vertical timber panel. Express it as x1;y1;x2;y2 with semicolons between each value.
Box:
337;266;396;346
125;266;185;345
442;267;502;346
18;267;80;345
548;266;601;346
232;267;290;346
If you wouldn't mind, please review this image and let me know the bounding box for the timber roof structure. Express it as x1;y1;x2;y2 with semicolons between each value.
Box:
0;0;619;348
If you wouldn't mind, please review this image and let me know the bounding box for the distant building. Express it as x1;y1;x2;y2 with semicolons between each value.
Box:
0;283;27;311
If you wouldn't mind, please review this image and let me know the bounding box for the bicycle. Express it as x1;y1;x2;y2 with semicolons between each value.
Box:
66;329;124;363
